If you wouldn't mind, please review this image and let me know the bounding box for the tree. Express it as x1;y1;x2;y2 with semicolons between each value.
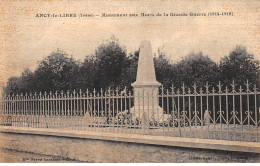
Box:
94;37;128;90
4;77;20;95
4;69;35;94
77;55;98;91
19;69;35;93
219;46;259;88
173;52;218;88
34;49;80;92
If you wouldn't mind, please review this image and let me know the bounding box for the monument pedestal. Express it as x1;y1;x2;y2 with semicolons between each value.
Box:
130;84;164;122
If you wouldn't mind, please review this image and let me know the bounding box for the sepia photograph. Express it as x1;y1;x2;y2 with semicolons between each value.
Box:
0;0;259;163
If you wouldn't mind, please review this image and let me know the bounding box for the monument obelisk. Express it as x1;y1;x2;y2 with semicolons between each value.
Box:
130;40;164;122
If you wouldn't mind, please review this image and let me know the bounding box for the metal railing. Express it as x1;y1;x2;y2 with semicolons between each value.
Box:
1;80;260;142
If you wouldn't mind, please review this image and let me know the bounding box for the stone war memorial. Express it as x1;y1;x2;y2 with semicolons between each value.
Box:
130;40;164;123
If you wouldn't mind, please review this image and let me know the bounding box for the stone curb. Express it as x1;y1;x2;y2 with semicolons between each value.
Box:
0;126;259;153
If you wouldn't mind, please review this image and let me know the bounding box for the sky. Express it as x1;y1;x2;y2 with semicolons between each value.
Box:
0;0;259;87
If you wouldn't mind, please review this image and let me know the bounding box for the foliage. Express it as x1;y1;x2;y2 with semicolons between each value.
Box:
93;37;128;90
76;55;98;91
3;38;259;95
173;52;219;88
218;46;259;89
4;69;35;94
33;49;80;92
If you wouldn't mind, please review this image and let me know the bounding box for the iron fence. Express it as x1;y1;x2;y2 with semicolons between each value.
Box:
1;80;260;142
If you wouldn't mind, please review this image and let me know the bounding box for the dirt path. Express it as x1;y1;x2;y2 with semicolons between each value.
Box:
0;148;83;163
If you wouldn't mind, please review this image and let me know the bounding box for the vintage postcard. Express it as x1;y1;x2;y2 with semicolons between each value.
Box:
0;0;259;163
